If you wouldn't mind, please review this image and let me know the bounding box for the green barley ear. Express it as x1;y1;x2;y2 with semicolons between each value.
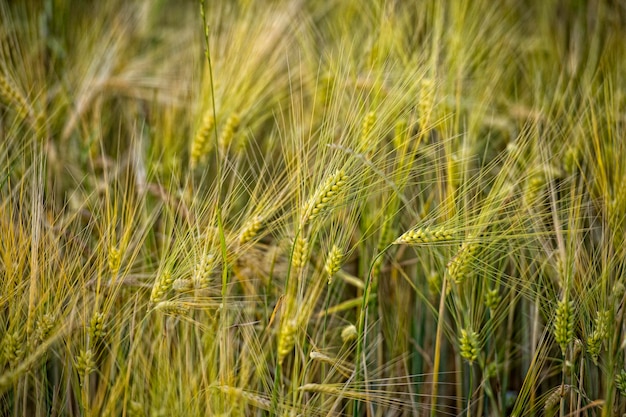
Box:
393;118;408;151
587;309;609;364
544;384;570;411
190;112;215;169
2;331;23;368
292;235;309;270
324;245;343;284
239;216;263;245
418;77;435;127
33;313;55;346
153;301;190;317
218;113;240;152
193;252;216;289
459;328;480;365
89;311;106;342
447;239;480;285
75;349;96;383
301;169;348;226
108;245;121;276
0;73;34;122
277;318;297;364
172;278;194;293
150;270;174;305
484;288;500;311
394;226;454;245
427;271;442;296
554;296;575;356
216;386;272;411
373;215;396;276
358;111;376;152
128;401;145;417
523;171;546;207
563;146;578;175
616;370;626;396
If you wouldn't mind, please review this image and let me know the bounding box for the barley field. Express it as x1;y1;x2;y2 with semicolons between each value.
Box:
1;1;626;416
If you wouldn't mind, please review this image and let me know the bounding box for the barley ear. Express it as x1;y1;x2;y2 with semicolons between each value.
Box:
616;370;626;396
190;112;215;169
554;297;575;356
239;216;262;245
447;240;480;285
544;384;570;410
150;270;174;305
88;311;106;343
459;328;480;365
292;235;309;270
394;226;454;245
587;309;609;364
324;245;343;284
108;245;121;276
218;113;240;152
277;318;297;364
301;169;348;226
75;349;96;384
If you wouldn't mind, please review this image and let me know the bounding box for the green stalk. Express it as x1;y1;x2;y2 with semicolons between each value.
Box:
430;272;448;417
353;248;389;417
200;0;230;400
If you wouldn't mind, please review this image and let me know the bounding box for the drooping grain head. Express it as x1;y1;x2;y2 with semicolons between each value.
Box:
301;169;348;226
544;384;570;411
484;288;500;311
239;216;263;245
394;226;454;245
150;270;174;305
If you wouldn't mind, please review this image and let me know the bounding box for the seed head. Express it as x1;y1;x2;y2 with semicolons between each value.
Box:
239;216;263;245
394;226;454;245
617;370;626;396
150;270;174;305
302;169;348;225
324;245;343;284
459;328;480;365
587;309;610;364
554;297;575;356
89;311;106;342
190;112;215;169
108;245;121;275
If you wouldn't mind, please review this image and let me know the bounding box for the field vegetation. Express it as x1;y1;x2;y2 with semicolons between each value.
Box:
1;0;626;416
